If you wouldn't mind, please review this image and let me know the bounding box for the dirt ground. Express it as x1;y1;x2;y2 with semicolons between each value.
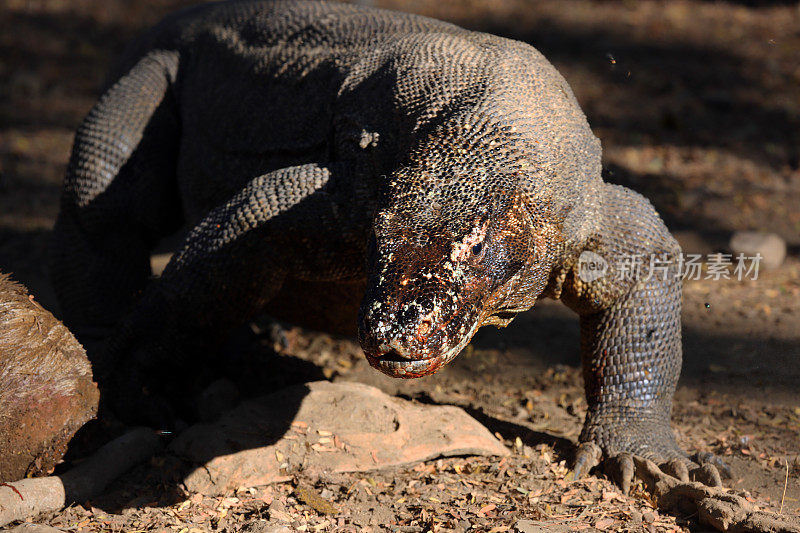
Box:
1;0;798;531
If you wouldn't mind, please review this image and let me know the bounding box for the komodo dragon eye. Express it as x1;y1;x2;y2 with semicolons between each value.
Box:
468;239;488;265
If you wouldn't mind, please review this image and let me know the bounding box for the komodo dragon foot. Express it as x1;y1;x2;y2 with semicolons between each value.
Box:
572;437;798;533
572;429;729;495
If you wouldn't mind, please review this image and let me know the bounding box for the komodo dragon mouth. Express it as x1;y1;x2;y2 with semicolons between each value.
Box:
362;305;484;378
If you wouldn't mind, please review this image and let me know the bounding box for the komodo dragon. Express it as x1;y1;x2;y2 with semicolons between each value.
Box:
50;0;725;489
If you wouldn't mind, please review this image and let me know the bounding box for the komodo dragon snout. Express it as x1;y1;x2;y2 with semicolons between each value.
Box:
358;177;550;378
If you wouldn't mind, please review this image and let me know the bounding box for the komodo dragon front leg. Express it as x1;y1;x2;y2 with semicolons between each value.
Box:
557;184;727;491
50;51;184;344
100;163;358;424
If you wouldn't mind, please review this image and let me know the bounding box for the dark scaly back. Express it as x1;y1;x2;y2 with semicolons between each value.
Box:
120;0;601;229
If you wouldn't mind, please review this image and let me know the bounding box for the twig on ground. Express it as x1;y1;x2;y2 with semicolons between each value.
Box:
780;458;789;515
0;427;160;527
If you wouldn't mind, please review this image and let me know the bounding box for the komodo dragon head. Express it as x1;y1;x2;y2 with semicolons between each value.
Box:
357;109;599;378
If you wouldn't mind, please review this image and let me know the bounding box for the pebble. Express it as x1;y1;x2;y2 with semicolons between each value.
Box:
515;519;549;532
240;521;292;533
7;525;65;533
729;231;786;270
268;499;293;523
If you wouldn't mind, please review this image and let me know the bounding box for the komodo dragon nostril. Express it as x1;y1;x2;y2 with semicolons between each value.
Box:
417;318;432;336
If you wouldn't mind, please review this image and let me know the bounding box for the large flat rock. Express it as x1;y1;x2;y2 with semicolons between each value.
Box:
170;381;509;495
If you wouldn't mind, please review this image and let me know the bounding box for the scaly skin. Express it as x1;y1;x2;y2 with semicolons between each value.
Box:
50;0;724;489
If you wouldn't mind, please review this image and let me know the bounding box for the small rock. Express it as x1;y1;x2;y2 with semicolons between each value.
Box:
515;519;548;532
7;525;66;533
729;231;786;270
196;378;240;422
268;499;292;523
240;521;292;533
